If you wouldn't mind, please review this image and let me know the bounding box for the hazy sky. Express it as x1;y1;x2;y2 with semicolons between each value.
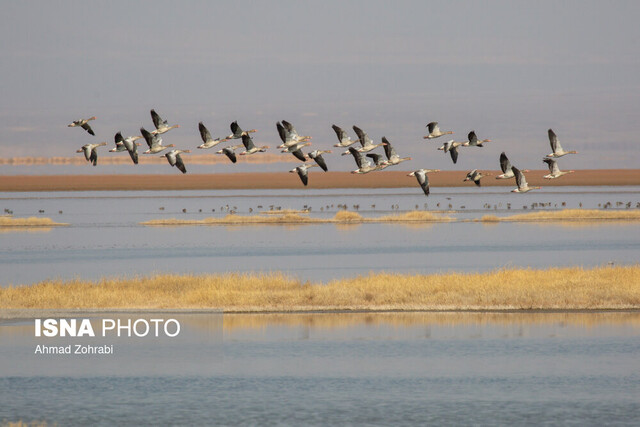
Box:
1;0;639;171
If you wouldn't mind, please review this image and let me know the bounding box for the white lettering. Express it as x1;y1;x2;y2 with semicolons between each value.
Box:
165;319;180;337
133;319;149;337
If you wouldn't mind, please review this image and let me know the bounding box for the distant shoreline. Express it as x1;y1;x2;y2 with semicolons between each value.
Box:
2;308;639;321
0;169;639;192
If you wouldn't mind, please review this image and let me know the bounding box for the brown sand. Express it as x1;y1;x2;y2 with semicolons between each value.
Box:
0;169;638;192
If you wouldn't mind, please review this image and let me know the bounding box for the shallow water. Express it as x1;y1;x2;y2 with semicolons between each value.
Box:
1;186;639;285
1;312;639;425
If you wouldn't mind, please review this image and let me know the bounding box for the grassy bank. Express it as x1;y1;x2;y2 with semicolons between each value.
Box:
141;209;640;227
478;209;640;222
141;210;451;226
0;217;68;227
1;266;638;311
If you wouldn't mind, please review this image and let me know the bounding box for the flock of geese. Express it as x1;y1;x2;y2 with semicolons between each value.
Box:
72;111;578;196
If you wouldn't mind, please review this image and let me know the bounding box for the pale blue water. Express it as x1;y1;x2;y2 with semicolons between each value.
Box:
1;186;639;285
1;312;639;425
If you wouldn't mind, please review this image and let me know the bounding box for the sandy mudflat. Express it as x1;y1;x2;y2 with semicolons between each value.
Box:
0;169;638;192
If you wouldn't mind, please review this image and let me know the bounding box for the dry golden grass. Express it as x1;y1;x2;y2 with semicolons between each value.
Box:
479;209;640;222
376;210;452;222
333;210;364;222
0;217;67;227
142;213;317;226
2;265;638;311
141;210;451;226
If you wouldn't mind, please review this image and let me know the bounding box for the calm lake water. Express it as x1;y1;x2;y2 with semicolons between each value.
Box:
1;186;639;286
1;312;639;425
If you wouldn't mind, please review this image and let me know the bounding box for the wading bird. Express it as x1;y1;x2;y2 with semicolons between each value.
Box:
68;116;97;136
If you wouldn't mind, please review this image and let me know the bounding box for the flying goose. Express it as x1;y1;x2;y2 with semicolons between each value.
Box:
225;121;257;140
197;122;225;149
115;132;141;165
68;116;97;136
423;122;453;140
381;137;411;166
216;144;242;163
511;167;541;193
408;169;440;196
282;120;311;142
366;153;390;170
276;121;307;148
141;127;174;154
462;130;491;147
438;139;463;164
464;169;490;186
76;142;107;166
342;126;384;155
543;157;574;179
347;146;376;174
331;124;357;147
546;129;578;157
109;135;142;152
495;152;529;179
163;149;190;174
308;149;331;171
290;163;318;186
240;134;268;155
109;141;127;152
281;142;312;162
150;109;180;135
496;152;515;179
